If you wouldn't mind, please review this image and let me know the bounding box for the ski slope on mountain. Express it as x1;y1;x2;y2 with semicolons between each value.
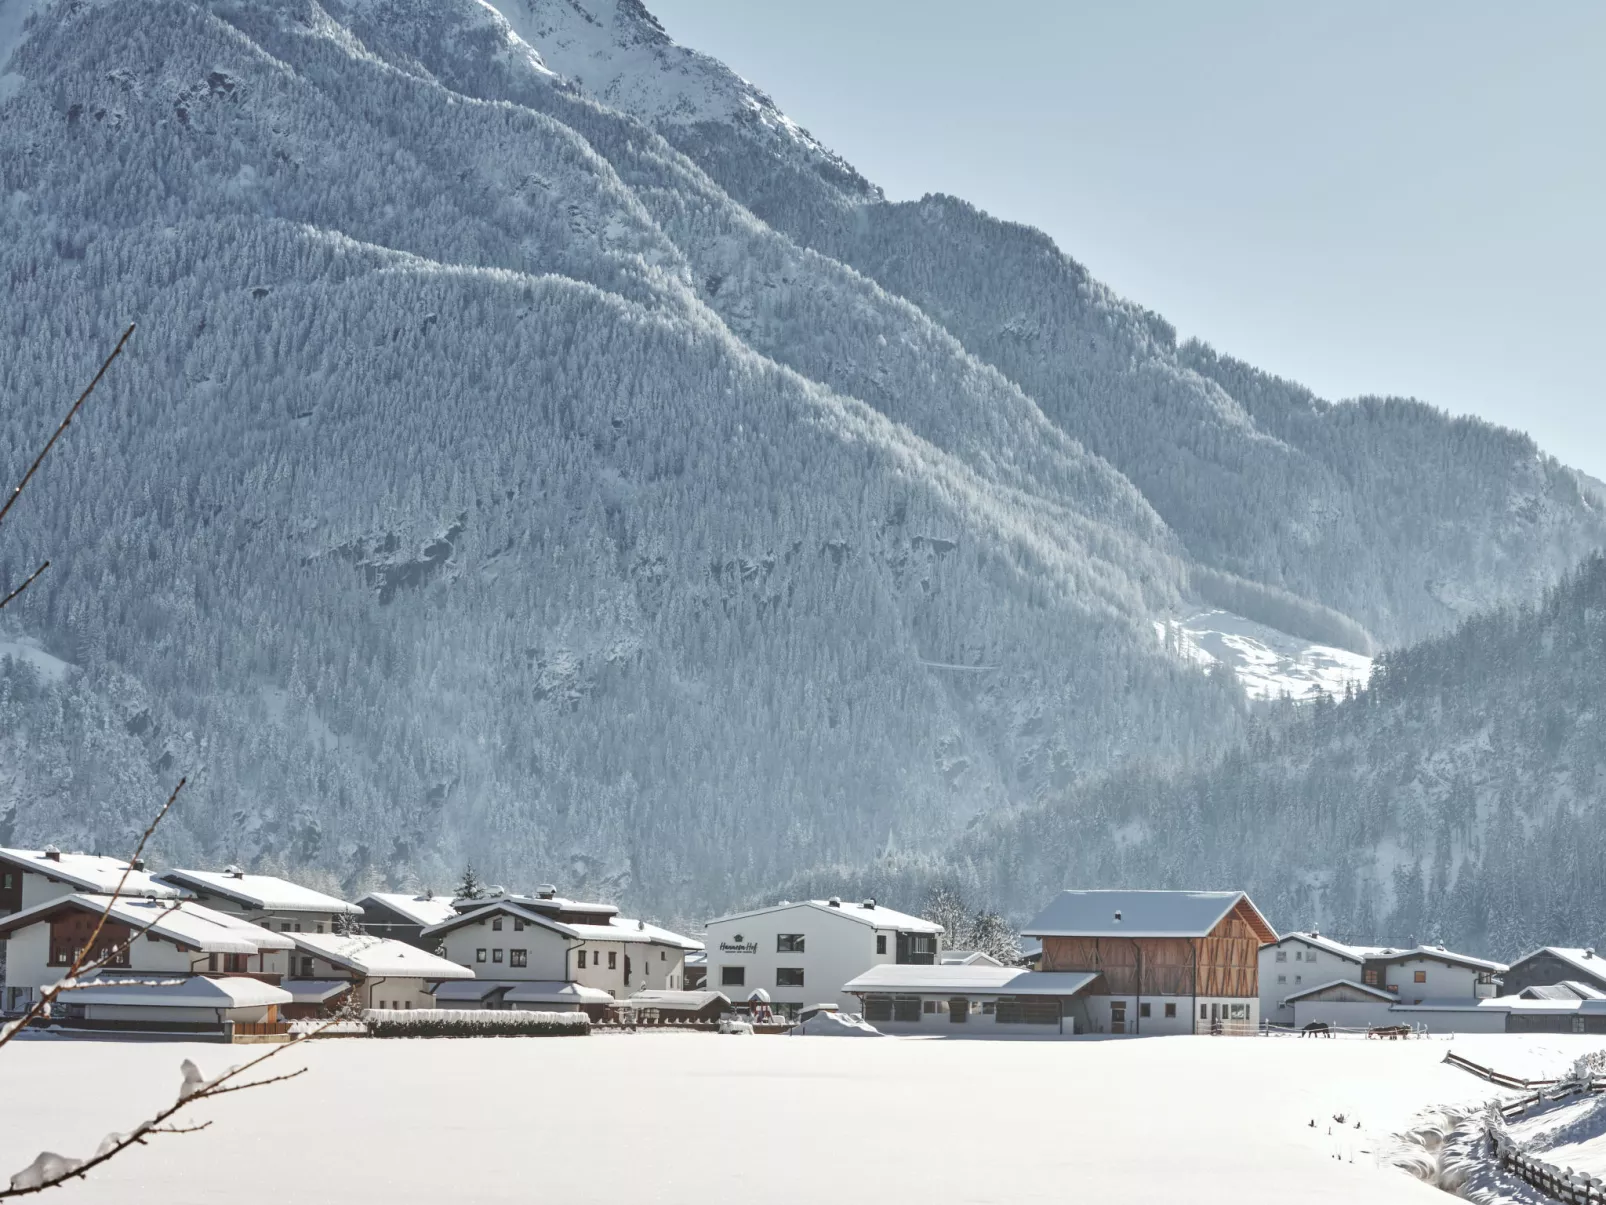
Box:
1158;609;1372;701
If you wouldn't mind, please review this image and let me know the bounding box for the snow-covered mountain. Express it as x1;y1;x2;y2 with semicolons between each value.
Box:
807;553;1606;958
0;0;1598;916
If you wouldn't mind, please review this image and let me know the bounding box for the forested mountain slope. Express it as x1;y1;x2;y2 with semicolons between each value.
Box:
519;0;1604;645
791;554;1606;958
0;0;1598;916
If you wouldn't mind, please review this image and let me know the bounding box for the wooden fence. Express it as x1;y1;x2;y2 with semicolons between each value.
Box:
1488;1126;1606;1203
1444;1050;1557;1092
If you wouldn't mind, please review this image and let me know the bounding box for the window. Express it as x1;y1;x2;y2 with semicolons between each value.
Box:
776;968;805;987
608;951;617;971
492;918;503;932
1275;950;1287;962
1200;1004;1208;1020
577;950;587;968
1276;974;1286;985
476;948;487;963
876;935;887;955
281;922;292;931
1294;975;1302;984
1228;1004;1248;1020
1;873;10;888
864;995;893;1022
298;956;314;977
316;922;324;934
923;1000;937;1014
510;949;527;968
982;1001;996;1015
660;950;665;960
493;949;504;963
1414;970;1427;984
514;918;525;932
1139;1002;1151;1019
720;966;745;987
1164;1003;1177;1019
405;1001;412;1010
1306;954;1317;964
910;935;931;955
893;996;921;1022
223;953;249;973
777;934;806;953
1293;950;1302;961
294;923;302;932
1362;967;1380;985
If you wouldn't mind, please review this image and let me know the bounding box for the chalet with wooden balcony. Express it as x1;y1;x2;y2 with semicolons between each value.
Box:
0;893;293;1017
1023;889;1278;1035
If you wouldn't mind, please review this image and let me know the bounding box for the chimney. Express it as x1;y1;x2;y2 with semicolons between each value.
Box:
637;919;645;931
42;845;61;862
863;898;876;910
1586;949;1596;959
828;896;842;907
224;864;245;879
537;885;557;900
130;858;145;872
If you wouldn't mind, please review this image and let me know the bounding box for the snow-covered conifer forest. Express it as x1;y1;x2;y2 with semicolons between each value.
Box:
1;0;1601;933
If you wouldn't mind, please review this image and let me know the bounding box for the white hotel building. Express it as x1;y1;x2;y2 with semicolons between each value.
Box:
703;897;943;1016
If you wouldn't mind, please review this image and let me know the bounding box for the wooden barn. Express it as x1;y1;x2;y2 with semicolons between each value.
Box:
1022;890;1278;1035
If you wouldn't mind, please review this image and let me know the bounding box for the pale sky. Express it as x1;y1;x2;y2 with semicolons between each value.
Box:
649;1;1606;477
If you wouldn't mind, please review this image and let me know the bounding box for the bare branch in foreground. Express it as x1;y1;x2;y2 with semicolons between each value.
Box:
0;779;187;1054
3;1025;335;1197
0;561;48;614
0;324;134;534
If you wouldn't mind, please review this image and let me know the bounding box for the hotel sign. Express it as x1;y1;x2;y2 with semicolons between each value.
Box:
719;934;757;955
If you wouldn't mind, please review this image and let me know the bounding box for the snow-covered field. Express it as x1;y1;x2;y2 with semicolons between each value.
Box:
1158;609;1372;700
6;1032;1603;1203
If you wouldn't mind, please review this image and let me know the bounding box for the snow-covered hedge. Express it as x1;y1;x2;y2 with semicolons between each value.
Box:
362;1009;589;1038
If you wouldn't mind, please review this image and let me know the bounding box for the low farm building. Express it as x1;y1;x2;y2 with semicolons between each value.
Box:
842;964;1104;1034
53;975;293;1041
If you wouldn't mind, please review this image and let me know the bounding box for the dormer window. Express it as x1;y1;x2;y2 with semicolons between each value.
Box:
492;918;503;932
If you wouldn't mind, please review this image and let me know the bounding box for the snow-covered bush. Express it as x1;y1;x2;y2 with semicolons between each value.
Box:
363;1009;589;1038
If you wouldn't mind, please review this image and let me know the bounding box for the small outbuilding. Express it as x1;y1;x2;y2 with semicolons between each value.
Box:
842;964;1104;1035
53;975;292;1041
619;989;731;1025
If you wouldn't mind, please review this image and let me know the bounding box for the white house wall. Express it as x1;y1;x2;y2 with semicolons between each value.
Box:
1377;957;1489;1003
572;940;687;998
435;916;569;980
706;906;919;1014
1291;1000;1395;1031
1259;939;1360;1026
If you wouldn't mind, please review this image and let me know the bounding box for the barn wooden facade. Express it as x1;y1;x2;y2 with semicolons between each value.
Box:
1024;890;1278;1035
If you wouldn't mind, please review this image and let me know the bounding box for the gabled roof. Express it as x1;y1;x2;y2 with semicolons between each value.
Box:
0;848;186;899
940;950;1006;967
1509;947;1606;984
1280;978;1397;1004
286;932;473;980
624;989;731;1011
155;869;361;915
563;918;704;951
843;965;1102;997
0;893;293;954
69;974;292;1009
1519;982;1606;1001
1023;890;1277;943
357;892;459;929
504;981;613;1005
1265;932;1396;961
420;900;578;940
707;899;943;934
1365;946;1507;973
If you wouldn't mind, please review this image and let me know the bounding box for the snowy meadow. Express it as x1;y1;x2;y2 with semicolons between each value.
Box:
7;1032;1603;1204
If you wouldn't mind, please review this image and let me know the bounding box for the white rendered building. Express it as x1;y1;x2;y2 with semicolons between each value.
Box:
282;931;473;1013
703;897;943;1016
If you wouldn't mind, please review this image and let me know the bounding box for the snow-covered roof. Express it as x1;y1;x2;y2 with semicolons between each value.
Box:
684;950;707;966
843;965;1101;997
503;981;614;1005
1280;978;1397;1004
156;868;361;915
1266;932;1396;961
70;975;292;1009
1518;983;1606;1001
563;918;703;951
420;900;578;940
1511;947;1606;983
1369;946;1507;973
287;932;473;980
358;891;459;929
707;899;943;934
0;893;293;954
283;979;351;1004
463;891;618;919
433;980;506;1003
1024;890;1276;942
0;848;186;899
939;950;1005;967
624;989;730;1012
